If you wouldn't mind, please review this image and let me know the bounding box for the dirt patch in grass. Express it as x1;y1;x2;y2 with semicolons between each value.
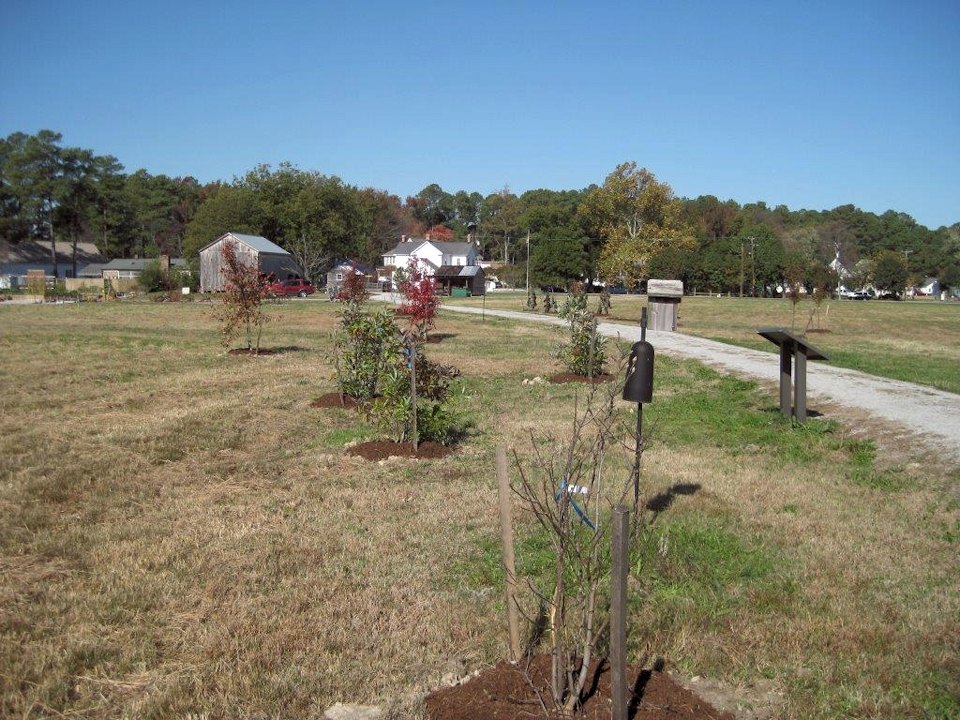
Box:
311;393;361;409
425;656;733;719
227;347;278;356
347;440;455;461
549;372;616;384
426;333;457;343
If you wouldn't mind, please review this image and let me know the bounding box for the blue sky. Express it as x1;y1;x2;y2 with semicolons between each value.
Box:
2;1;957;229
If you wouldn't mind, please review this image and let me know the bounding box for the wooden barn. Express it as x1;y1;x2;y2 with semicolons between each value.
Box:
199;233;301;292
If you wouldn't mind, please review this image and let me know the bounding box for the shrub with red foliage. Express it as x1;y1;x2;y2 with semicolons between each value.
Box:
335;269;369;305
396;259;440;339
218;241;272;352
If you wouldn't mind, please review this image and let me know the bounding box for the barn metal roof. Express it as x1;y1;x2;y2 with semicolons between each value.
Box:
200;233;290;256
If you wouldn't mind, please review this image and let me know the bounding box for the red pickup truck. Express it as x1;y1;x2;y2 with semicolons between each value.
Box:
266;279;316;298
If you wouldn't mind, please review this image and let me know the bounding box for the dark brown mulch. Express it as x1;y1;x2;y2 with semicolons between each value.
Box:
549;372;616;384
347;440;455;461
425;656;734;720
227;348;278;356
426;333;457;344
310;393;361;410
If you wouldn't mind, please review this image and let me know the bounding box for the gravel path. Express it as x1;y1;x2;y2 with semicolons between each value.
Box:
381;297;960;466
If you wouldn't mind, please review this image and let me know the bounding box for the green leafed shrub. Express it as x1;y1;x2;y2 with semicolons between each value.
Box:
370;344;464;444
333;305;403;404
554;294;607;376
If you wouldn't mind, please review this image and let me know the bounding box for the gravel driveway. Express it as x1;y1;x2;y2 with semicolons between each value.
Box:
394;298;960;467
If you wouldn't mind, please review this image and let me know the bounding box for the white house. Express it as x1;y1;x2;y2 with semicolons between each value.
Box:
382;238;478;273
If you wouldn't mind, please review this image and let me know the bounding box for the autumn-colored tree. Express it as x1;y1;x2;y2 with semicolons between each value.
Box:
424;224;454;241
579;162;696;287
218;241;271;353
396;258;440;340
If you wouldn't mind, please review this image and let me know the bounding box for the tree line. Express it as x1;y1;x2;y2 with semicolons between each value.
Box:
2;130;958;294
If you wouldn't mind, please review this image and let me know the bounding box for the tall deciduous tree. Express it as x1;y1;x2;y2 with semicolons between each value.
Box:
183;184;263;258
579;162;695;287
872;249;909;296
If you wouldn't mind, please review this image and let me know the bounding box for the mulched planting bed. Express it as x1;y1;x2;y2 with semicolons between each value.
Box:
426;656;733;720
347;440;455;461
228;348;278;356
311;393;361;410
549;372;616;384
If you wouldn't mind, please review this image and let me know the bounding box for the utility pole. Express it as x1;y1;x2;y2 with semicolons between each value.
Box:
749;236;757;297
739;240;745;297
525;230;530;297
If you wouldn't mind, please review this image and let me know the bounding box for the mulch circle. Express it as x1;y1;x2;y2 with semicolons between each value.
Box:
425;656;734;720
310;393;361;410
228;348;277;356
426;333;457;344
549;372;616;384
347;440;455;461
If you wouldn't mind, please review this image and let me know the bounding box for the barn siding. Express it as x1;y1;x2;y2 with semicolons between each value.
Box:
200;234;304;292
200;238;259;292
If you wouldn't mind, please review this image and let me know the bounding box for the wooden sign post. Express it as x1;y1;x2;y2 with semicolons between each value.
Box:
757;327;830;423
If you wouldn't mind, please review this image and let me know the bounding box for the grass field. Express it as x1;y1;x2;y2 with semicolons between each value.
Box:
1;299;958;719
447;291;960;394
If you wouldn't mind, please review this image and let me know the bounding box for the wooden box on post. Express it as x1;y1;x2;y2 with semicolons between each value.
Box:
647;279;683;332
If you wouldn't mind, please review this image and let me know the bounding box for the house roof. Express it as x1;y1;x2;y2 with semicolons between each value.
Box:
100;258;188;272
435;265;485;279
437;242;476;256
329;259;374;274
0;239;104;266
384;239;476;257
200;232;290;256
384;239;430;256
77;263;106;277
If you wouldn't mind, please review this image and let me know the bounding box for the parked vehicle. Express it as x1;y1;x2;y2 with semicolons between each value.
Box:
267;279;315;297
838;288;871;300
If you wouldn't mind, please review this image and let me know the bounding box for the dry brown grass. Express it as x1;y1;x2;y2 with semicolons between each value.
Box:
1;298;957;719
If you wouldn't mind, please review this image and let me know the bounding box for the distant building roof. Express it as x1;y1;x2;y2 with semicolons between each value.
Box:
329;259;374;274
0;239;104;266
100;258;188;272
384;239;429;256
436;265;485;278
199;232;290;256
77;263;106;278
384;239;476;257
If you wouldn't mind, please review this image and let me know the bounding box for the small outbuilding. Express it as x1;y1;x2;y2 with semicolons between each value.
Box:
199;232;301;292
435;265;486;296
326;260;376;297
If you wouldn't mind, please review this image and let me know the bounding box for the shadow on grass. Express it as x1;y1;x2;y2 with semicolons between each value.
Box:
646;483;702;515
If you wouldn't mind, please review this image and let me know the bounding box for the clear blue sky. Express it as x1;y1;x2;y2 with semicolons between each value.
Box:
2;1;957;229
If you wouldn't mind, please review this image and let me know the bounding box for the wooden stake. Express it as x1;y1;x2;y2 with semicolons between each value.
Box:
409;337;418;451
496;447;522;661
611;504;630;720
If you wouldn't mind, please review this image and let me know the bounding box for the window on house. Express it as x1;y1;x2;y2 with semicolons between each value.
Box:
336;273;343;281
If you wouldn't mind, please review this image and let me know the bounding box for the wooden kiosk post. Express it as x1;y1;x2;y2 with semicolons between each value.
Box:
757;327;829;423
